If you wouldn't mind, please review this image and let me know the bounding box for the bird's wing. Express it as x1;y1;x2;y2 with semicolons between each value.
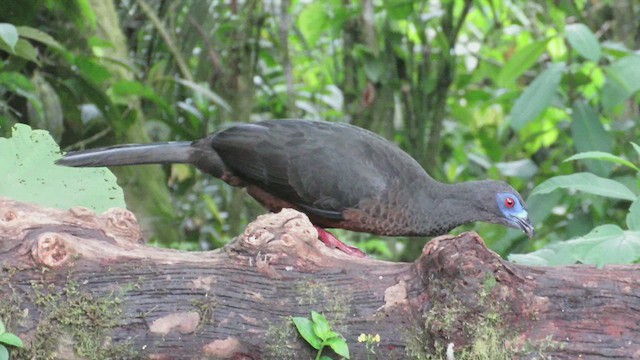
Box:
211;120;415;219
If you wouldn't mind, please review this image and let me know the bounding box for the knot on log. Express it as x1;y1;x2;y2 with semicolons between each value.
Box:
32;232;71;268
236;208;319;254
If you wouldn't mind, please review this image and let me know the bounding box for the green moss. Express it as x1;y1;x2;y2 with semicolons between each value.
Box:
191;296;218;329
264;318;299;360
11;274;137;360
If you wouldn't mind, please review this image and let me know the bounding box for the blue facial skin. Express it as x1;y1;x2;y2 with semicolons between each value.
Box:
496;192;535;238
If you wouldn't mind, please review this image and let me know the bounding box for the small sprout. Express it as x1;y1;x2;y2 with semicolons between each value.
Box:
292;311;350;359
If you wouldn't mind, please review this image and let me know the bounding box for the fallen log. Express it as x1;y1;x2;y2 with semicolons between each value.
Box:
0;198;638;359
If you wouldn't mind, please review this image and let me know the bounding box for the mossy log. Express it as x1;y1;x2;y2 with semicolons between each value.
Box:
1;198;639;360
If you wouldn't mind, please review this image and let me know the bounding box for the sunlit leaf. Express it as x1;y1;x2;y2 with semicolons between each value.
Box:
298;2;329;47
565;23;601;62
564;152;638;171
0;23;18;51
510;63;565;131
531;172;636;201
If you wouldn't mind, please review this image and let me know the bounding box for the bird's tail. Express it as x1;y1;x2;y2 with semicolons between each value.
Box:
56;142;196;167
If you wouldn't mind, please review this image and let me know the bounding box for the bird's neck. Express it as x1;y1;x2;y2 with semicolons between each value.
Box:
413;180;491;236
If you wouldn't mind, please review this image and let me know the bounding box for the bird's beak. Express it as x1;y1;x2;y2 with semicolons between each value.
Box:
511;214;535;238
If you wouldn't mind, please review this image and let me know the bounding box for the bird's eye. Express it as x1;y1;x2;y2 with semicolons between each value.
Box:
504;197;515;208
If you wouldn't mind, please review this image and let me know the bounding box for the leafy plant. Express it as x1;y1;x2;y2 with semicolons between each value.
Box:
511;144;640;266
0;318;24;360
291;311;350;360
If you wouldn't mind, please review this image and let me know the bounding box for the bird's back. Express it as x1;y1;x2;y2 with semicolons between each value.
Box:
207;120;433;222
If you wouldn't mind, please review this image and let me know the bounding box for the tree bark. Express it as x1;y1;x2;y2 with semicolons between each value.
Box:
1;198;638;360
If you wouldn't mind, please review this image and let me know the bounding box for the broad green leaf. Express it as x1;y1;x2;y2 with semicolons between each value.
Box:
175;78;231;112
510;225;640;266
497;39;550;87
603;55;640;110
0;333;23;348
311;311;331;340
292;317;322;349
74;55;112;84
12;38;39;64
570;102;613;176
0;23;18;51
510;63;565;131
0;124;126;213
565;23;601;62
531;173;636;201
571;225;640;267
0;345;7;360
628;197;640;231
386;0;414;20
564;152;638;172
17;26;64;51
326;336;350;359
298;2;329;47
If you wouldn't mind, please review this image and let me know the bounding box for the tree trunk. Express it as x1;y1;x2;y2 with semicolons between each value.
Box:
1;198;638;360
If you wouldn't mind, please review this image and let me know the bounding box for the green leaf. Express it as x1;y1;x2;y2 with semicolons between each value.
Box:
570;102;613;176
0;345;7;360
0;124;126;213
298;2;329;47
564;152;638;171
497;39;550;87
510;225;640;266
628;197;640;231
0;320;4;334
175;78;231;112
386;0;414;20
530;172;636;201
571;225;640;267
326;336;350;359
74;55;112;84
631;142;640;158
292;317;322;350
311;311;331;340
510;63;565;131
0;333;24;348
12;38;40;64
17;26;64;51
603;55;640;110
0;23;18;51
565;23;601;62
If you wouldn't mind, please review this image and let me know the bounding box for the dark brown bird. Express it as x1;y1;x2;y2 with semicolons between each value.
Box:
56;119;534;256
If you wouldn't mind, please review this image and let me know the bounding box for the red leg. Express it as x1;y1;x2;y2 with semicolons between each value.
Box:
315;227;366;257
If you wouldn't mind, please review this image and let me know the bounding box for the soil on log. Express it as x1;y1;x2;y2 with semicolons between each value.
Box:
0;197;639;359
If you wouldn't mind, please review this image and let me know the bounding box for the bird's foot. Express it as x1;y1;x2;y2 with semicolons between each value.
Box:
315;227;366;257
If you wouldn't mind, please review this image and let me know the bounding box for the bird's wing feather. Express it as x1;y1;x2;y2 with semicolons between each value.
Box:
211;120;428;219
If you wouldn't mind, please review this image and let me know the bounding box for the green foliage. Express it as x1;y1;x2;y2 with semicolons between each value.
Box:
512;145;640;266
0;124;125;213
292;311;350;360
0;317;24;360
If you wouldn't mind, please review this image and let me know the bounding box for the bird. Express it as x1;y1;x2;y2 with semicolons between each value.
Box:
56;119;534;257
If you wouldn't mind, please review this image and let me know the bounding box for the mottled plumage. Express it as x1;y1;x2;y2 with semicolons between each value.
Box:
57;119;534;255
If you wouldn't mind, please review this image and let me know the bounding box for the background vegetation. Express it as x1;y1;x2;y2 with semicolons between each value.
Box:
1;0;639;264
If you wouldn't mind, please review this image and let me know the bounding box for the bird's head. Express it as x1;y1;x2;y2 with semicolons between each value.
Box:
464;180;534;238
